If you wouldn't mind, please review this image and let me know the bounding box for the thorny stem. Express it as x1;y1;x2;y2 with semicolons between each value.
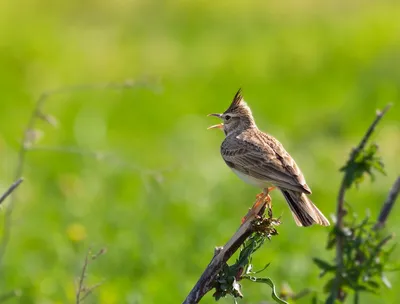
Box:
333;104;392;302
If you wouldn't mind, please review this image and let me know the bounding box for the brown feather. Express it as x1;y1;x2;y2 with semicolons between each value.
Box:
215;89;329;227
281;189;330;226
221;128;311;193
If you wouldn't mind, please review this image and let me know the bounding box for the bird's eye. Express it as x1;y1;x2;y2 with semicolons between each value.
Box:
225;115;231;121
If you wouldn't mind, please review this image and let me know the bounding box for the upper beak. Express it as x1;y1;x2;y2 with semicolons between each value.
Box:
207;113;222;118
207;113;223;130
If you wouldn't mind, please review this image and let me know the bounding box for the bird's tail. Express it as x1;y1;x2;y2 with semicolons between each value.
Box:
280;189;330;227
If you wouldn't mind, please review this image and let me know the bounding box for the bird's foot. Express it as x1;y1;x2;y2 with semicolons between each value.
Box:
264;187;275;209
242;192;268;224
242;187;275;224
266;186;276;193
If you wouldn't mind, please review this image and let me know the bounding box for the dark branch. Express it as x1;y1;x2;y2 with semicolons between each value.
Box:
0;178;23;205
182;220;254;304
183;199;269;304
374;176;400;230
333;104;391;302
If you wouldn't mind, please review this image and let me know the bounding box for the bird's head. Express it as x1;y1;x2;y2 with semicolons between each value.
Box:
208;89;256;136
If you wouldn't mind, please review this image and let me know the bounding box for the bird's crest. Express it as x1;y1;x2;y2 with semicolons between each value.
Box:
225;88;245;113
224;88;253;118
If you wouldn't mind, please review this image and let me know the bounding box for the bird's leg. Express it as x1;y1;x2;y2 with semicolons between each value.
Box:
241;187;276;224
264;186;275;208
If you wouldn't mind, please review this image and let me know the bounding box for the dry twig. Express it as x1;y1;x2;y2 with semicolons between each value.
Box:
183;220;254;304
374;176;400;230
76;248;107;304
0;178;23;205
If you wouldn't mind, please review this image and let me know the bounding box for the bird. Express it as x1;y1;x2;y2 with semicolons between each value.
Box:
208;89;330;227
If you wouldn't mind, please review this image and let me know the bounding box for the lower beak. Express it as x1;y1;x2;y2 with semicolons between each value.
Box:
207;123;224;130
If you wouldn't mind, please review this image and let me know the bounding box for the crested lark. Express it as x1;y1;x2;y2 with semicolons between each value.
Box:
208;89;330;227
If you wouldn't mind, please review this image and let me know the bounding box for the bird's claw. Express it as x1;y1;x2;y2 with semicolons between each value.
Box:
243;188;275;224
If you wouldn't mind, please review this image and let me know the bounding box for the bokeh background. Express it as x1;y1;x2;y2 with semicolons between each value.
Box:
0;1;399;303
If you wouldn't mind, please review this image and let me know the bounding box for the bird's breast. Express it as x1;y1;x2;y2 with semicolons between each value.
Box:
230;168;272;189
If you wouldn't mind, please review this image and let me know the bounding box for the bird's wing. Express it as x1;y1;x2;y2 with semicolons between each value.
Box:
221;131;311;194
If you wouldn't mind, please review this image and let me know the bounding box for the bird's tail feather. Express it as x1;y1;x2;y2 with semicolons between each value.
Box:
280;189;330;227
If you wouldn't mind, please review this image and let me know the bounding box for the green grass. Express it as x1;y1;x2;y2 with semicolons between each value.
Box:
0;1;399;303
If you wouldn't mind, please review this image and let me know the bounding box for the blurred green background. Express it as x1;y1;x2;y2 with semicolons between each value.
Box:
0;1;399;303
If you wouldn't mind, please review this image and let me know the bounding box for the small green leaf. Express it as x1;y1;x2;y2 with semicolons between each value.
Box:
353;284;377;294
312;258;337;272
381;275;392;288
242;276;288;304
323;278;335;294
365;280;380;289
253;263;271;274
340;143;386;189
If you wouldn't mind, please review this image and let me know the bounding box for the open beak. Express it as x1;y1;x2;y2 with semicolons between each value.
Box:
207;113;224;130
207;123;224;130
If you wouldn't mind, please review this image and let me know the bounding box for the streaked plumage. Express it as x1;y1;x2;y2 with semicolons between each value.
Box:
209;89;330;227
